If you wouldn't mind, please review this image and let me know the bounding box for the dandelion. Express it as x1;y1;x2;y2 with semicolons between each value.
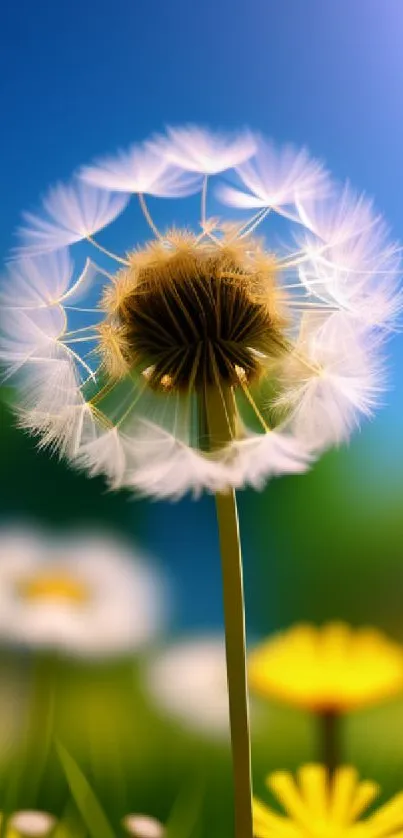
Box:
0;527;168;657
249;622;403;770
1;126;401;838
253;763;403;837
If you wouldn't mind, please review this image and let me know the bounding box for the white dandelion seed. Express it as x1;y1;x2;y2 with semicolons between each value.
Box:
276;313;387;450
217;137;330;216
295;192;403;328
1;126;400;500
15;180;129;256
80;140;201;197
0;527;169;657
229;431;313;490
295;182;379;245
150;125;257;175
0;306;67;379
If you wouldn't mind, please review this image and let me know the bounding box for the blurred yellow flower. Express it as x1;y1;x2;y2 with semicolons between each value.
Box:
254;763;403;837
249;622;403;712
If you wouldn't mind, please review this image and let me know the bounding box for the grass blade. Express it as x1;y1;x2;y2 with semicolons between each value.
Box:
57;741;115;838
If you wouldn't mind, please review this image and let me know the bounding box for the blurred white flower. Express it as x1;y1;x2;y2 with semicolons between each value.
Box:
150;125;256;174
8;811;56;837
144;636;231;738
1;126;400;500
122;814;165;838
15;181;129;255
0;528;168;657
80;142;200;196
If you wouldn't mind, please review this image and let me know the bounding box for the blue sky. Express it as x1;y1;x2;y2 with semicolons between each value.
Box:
2;0;402;430
2;0;403;236
1;0;403;627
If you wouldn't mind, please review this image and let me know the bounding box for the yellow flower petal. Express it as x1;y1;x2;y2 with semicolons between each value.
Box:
249;623;403;713
266;772;311;829
348;782;380;822
255;765;403;838
298;764;328;820
329;767;359;825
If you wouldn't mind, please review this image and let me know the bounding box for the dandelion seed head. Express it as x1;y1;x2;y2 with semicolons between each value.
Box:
98;232;288;392
1;126;400;498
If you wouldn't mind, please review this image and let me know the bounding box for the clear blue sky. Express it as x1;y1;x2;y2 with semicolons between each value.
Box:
2;0;403;244
2;0;403;627
2;0;402;432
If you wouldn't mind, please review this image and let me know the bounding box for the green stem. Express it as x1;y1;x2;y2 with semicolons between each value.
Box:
320;710;341;775
202;384;253;838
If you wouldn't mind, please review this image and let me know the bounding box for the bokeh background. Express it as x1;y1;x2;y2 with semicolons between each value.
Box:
1;1;403;834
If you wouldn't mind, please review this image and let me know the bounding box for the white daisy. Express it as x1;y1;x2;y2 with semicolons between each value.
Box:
149;125;256;174
1;126;400;500
8;811;56;838
143;636;231;738
122;814;165;838
0;528;168;657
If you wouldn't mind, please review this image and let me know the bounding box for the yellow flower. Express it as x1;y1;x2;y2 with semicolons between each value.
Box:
249;623;403;712
254;764;403;837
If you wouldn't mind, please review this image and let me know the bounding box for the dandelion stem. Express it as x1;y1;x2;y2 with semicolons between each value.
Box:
320;710;341;774
202;383;253;838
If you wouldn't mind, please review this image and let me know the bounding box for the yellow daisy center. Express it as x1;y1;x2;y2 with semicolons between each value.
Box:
16;572;89;605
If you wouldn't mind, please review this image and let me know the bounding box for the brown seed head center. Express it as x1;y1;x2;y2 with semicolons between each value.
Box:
99;235;288;392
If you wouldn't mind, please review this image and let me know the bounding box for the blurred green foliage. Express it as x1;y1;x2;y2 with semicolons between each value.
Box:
1;392;403;834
